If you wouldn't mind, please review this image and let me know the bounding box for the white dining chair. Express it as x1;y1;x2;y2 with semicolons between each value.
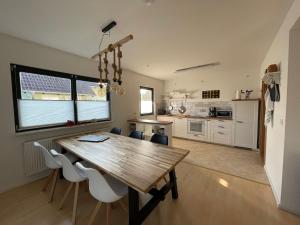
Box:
33;142;78;203
75;162;128;225
50;149;90;225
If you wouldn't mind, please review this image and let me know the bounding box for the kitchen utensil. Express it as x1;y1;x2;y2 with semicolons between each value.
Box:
178;101;186;114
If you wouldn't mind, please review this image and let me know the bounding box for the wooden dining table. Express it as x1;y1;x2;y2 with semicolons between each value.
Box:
56;131;189;225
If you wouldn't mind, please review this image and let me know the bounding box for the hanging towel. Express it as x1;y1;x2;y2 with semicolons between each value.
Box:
264;89;274;126
262;72;280;86
268;83;280;102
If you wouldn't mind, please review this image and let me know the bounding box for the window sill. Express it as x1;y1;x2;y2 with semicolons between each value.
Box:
15;120;113;136
140;113;154;116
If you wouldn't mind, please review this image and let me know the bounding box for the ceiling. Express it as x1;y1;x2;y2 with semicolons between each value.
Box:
0;0;294;80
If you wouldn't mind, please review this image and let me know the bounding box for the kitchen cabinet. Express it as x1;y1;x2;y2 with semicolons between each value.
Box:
157;115;175;134
173;117;188;138
158;115;188;139
158;115;235;146
208;120;233;145
233;101;259;149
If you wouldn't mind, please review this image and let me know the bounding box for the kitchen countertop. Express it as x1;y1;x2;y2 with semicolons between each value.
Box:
128;118;173;125
157;115;233;121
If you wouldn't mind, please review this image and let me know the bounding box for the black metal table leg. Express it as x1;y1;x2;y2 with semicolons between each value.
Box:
169;169;178;199
128;187;140;225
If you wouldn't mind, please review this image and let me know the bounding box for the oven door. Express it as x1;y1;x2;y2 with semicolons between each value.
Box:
187;119;206;135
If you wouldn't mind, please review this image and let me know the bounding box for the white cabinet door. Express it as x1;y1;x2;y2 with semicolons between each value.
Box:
211;121;232;145
173;118;187;138
233;101;259;149
207;120;233;145
234;101;258;124
234;122;255;148
212;130;231;145
207;120;214;142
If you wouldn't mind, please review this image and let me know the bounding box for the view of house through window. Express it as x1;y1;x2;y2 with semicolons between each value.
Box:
11;65;111;132
20;72;72;100
76;80;109;122
140;86;154;115
18;72;74;129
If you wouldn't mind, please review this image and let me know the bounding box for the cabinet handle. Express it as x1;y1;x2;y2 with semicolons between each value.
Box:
218;126;225;129
218;120;224;122
218;131;224;135
237;121;243;123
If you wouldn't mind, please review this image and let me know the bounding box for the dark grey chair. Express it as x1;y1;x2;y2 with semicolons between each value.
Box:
129;130;144;140
110;127;122;135
150;134;168;145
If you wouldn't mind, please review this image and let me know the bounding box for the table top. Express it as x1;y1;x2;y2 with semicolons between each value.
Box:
128;118;173;125
56;132;189;193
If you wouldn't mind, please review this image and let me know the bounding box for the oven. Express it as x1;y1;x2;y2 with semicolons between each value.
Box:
187;119;207;136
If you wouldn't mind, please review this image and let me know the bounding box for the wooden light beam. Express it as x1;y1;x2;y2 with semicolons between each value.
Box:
91;34;133;59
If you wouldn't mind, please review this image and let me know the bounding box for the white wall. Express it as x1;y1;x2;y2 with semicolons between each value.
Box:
164;67;261;101
260;0;300;214
280;24;300;214
0;33;163;193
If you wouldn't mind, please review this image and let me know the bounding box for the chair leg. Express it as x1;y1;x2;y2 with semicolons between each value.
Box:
87;202;102;225
72;182;80;225
42;170;54;192
59;182;74;209
48;169;59;203
106;203;111;225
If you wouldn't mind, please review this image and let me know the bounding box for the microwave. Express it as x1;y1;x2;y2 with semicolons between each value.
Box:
216;110;232;118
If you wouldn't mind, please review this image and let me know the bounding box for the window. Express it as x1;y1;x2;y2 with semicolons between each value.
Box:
76;79;110;122
11;64;111;132
140;86;154;116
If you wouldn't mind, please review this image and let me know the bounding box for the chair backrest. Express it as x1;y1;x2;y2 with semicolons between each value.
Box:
129;130;144;140
33;142;60;169
110;127;122;135
150;134;168;145
50;150;85;182
75;162;125;203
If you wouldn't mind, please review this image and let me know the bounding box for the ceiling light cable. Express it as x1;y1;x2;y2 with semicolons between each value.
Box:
98;31;111;53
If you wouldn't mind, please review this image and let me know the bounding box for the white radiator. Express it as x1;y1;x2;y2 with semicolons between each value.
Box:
23;138;62;176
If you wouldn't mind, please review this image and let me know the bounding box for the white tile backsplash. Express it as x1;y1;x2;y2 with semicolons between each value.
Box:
165;99;233;115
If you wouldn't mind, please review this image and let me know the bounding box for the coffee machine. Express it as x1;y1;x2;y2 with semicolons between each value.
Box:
209;107;217;117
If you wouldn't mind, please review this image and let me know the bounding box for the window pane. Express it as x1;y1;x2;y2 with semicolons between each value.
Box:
20;72;71;100
76;80;107;101
18;100;74;129
77;101;110;121
76;80;110;122
140;88;153;114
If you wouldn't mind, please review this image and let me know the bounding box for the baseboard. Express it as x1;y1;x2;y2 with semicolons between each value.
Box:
264;165;281;206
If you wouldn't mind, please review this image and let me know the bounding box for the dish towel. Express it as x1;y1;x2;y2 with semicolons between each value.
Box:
262;72;280;85
264;89;274;126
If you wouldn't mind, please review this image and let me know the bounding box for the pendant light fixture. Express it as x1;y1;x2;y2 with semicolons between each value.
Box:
91;21;133;96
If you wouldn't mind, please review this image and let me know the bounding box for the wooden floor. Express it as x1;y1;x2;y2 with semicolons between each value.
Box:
173;138;268;184
0;162;299;225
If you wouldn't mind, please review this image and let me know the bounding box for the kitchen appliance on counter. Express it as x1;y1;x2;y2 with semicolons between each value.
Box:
209;107;217;117
216;109;232;118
